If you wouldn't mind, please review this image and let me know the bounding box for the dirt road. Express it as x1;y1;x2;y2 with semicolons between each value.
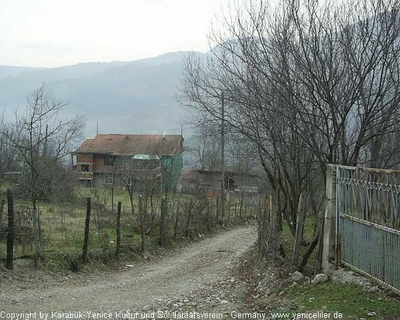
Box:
0;226;257;319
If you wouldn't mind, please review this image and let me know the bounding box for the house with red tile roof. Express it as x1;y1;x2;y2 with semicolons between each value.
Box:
73;134;184;191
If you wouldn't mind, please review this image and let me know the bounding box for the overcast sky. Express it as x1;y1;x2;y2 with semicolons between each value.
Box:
0;0;230;68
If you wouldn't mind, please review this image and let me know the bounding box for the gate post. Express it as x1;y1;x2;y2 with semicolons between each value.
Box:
322;164;337;273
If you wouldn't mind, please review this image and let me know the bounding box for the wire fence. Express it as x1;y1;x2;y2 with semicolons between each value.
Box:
0;189;259;269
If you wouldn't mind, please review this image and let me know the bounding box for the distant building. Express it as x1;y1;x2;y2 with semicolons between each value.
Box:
72;134;184;191
180;169;261;204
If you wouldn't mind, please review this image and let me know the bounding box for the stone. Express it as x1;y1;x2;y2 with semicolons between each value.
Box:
291;271;305;282
282;271;308;286
331;268;373;289
367;286;380;293
312;273;329;285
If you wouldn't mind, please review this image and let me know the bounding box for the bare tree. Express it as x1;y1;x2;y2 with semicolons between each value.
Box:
187;120;259;173
182;0;400;262
1;86;85;268
0;115;16;189
187;123;221;171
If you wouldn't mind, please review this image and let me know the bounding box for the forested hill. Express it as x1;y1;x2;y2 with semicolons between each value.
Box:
0;51;205;137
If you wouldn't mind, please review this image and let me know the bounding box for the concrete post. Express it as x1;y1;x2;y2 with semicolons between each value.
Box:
322;164;337;273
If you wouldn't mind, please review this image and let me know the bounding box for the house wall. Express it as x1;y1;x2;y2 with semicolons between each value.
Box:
93;155;107;172
161;153;183;192
76;154;93;171
77;154;93;163
75;152;183;192
76;153;115;174
76;154;93;185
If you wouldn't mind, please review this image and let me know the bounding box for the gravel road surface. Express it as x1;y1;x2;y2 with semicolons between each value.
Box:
0;226;257;319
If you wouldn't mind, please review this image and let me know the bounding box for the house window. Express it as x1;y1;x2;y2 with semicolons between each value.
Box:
132;159;160;169
121;157;131;168
104;155;115;166
81;164;89;172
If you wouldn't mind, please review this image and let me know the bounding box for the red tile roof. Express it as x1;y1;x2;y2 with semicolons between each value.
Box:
76;134;183;156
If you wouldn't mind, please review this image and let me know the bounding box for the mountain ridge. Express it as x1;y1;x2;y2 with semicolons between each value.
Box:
0;51;207;137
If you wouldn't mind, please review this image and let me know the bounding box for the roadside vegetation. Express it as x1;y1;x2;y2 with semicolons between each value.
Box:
281;282;400;319
243;217;400;319
0;182;256;274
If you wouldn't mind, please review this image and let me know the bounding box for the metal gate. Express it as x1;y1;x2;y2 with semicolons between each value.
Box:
336;165;400;293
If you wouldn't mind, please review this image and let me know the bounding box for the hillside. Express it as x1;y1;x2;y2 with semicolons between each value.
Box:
0;51;205;137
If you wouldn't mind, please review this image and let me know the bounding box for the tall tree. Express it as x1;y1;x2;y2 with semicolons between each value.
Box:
1;86;85;268
0;116;14;189
182;0;400;253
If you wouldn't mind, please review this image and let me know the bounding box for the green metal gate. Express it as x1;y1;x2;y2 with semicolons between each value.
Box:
336;165;400;293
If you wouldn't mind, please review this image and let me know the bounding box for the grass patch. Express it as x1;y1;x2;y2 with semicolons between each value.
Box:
278;215;319;273
1;184;251;273
279;281;400;319
253;217;400;319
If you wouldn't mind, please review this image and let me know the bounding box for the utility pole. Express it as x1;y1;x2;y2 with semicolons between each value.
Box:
221;92;225;224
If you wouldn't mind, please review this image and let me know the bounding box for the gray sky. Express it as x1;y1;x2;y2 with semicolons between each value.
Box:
0;0;229;67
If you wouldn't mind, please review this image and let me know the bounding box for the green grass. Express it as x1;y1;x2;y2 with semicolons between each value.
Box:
278;214;319;272
265;216;400;319
279;281;400;319
75;186;132;206
1;184;250;273
0;185;151;272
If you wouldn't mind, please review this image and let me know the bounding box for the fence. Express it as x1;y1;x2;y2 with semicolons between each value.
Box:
333;165;400;293
0;187;258;270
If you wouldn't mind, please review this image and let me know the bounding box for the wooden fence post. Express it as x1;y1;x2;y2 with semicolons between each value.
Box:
139;195;145;253
185;199;193;237
234;203;237;221
314;218;325;274
216;198;219;222
116;201;121;259
271;202;278;267
292;193;306;270
174;204;180;241
227;201;231;223
159;196;166;246
210;198;214;228
6;190;14;270
207;198;212;231
82;197;91;263
239;191;244;219
0;199;5;226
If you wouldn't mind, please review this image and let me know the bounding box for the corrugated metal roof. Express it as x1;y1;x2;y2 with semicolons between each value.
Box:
132;154;160;160
76;134;183;156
